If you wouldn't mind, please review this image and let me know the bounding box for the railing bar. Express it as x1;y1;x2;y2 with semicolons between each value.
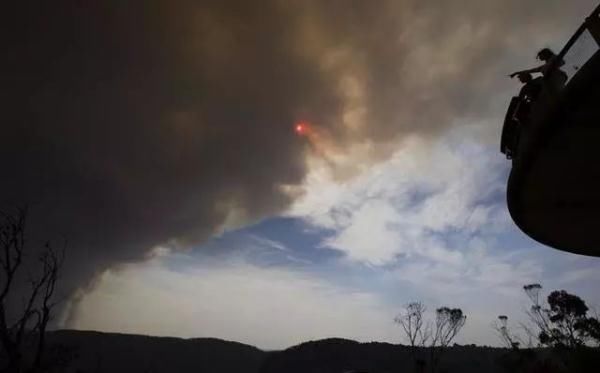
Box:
548;2;600;73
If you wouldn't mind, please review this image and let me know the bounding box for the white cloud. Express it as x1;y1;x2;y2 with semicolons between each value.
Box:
395;249;542;298
290;132;508;266
70;259;399;350
285;132;562;347
324;199;402;265
556;267;600;285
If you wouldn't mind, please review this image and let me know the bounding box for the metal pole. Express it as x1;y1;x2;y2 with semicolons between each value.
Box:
586;4;600;45
551;2;600;71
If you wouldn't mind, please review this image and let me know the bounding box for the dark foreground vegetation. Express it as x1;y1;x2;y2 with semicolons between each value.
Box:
26;330;598;373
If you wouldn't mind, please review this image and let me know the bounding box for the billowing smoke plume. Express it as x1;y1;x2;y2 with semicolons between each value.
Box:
1;0;595;323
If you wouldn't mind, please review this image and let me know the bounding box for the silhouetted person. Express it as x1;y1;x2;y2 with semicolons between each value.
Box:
510;48;565;79
517;72;542;102
510;48;568;115
500;72;544;158
509;72;542;127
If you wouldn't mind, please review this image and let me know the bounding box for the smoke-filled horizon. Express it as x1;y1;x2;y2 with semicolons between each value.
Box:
2;0;599;337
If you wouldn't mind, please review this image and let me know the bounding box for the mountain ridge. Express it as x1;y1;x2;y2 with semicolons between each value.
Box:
39;329;598;373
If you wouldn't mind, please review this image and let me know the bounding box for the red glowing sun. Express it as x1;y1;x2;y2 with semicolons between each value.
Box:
295;122;308;135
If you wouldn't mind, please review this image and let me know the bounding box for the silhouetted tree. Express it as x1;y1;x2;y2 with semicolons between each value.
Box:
523;284;542;306
396;303;466;373
542;290;594;348
431;307;466;348
430;307;466;372
0;208;64;373
395;302;429;349
395;302;429;372
521;284;600;348
579;317;600;344
522;284;551;347
493;315;520;350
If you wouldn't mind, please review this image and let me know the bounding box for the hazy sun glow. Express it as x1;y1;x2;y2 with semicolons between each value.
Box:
295;122;309;135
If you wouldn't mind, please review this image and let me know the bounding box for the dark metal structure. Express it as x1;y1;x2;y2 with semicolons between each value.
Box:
502;4;600;256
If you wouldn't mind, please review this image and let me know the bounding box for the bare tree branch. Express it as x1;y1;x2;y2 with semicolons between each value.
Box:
395;302;430;351
396;302;466;373
492;315;521;349
0;208;65;373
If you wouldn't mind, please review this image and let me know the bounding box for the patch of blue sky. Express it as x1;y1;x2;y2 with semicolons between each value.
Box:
170;217;342;269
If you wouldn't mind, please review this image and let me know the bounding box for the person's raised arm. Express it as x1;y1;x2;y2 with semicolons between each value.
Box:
509;64;545;78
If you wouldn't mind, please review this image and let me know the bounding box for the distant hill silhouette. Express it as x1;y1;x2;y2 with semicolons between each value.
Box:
41;330;599;372
259;338;507;373
45;330;266;373
259;338;407;373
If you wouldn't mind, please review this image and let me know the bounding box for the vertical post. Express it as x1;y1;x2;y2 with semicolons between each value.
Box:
586;11;600;46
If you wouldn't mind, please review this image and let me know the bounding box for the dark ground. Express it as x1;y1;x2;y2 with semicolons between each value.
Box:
35;330;599;373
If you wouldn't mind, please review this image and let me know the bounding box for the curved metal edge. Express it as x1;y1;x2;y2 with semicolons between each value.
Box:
506;51;600;257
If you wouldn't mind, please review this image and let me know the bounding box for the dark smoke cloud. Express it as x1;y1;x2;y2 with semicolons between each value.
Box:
1;1;595;323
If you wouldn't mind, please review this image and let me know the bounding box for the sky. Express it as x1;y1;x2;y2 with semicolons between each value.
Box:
3;0;600;350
